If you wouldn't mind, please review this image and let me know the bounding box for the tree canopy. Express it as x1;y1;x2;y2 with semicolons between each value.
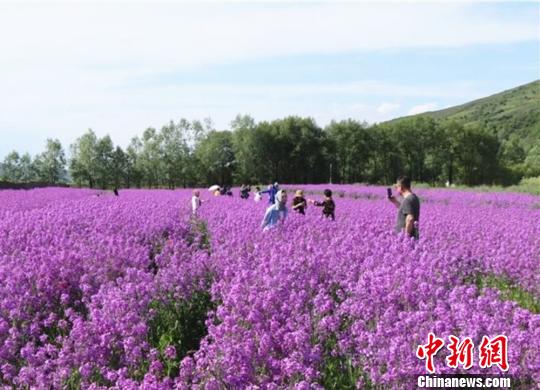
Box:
1;114;538;188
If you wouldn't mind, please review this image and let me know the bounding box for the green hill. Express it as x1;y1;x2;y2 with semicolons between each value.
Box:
389;80;540;149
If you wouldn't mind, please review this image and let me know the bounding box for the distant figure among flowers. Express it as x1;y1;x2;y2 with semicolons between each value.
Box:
292;189;307;215
260;182;280;205
309;189;335;220
240;184;251;199
192;189;202;214
388;176;420;239
261;190;288;230
254;186;262;202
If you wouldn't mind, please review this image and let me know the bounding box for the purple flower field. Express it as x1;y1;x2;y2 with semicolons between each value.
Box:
0;187;538;389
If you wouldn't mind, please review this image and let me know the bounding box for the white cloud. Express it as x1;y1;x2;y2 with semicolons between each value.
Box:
408;102;440;115
377;102;401;115
0;2;536;157
0;2;536;73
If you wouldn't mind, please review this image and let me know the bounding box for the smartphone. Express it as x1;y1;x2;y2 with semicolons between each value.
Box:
387;188;392;198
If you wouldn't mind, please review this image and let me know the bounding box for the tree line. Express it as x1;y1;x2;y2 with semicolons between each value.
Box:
1;115;539;188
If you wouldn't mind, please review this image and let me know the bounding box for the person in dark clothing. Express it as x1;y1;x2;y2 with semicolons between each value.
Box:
309;189;335;220
292;190;307;215
113;187;119;196
240;184;250;199
388;176;420;239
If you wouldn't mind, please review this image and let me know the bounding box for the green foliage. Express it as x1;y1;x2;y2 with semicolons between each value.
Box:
318;331;372;389
187;218;211;252
194;130;236;186
523;143;540;177
64;368;82;390
416;176;540;196
160;121;191;188
37;139;67;183
94;135;115;189
1;151;22;181
404;81;539;143
451;125;501;185
474;274;540;314
111;146;128;188
390;80;540;184
513;176;540;195
321;355;372;390
316;284;372;389
69;129;99;188
1;139;66;184
231;116;330;184
231;115;257;183
147;291;216;378
68;120;202;189
63;367;112;389
326;119;372;183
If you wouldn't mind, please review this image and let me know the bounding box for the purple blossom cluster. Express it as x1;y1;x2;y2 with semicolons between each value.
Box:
0;186;538;388
0;187;98;218
0;190;210;388
187;192;539;388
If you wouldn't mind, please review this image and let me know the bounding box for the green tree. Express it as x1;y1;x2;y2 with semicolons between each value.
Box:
194;131;236;185
160;121;190;188
34;139;66;184
126;137;144;188
364;125;401;184
523;142;540;177
231;114;257;184
455;126;501;185
1;151;22;181
326;119;372;183
94;135;114;188
70;130;99;187
278;116;328;183
110;146;128;188
439;121;463;186
390;117;440;182
19;153;39;182
230;114;256;131
139;128;164;188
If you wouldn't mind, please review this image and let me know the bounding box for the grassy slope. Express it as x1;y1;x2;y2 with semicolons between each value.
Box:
388;80;540;148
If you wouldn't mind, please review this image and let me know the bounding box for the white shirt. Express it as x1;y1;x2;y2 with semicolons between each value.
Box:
192;196;201;213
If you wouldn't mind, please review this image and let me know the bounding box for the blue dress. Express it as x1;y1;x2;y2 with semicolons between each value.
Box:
261;203;288;230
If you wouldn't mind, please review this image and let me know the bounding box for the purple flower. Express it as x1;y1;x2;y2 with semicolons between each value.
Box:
0;186;537;388
164;346;176;360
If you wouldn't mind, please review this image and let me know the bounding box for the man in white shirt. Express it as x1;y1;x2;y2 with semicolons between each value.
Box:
191;190;202;214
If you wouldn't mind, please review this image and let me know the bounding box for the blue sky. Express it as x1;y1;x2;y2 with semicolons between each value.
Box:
0;1;538;159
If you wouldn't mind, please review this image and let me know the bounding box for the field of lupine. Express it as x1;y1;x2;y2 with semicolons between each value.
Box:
0;186;538;389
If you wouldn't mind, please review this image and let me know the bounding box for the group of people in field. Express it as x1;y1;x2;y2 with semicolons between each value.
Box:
191;176;420;239
259;184;336;231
